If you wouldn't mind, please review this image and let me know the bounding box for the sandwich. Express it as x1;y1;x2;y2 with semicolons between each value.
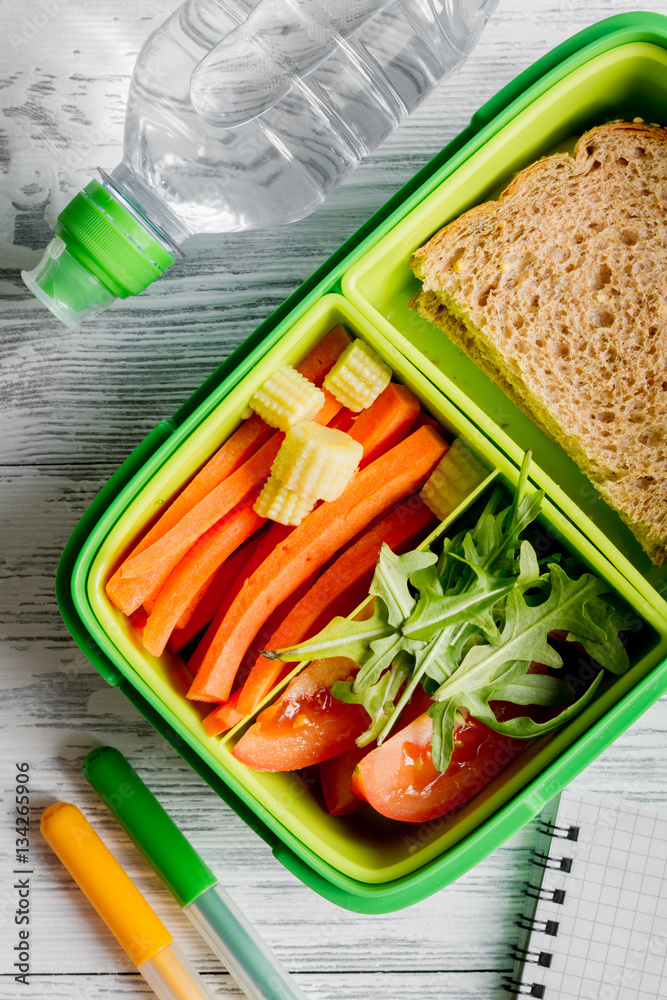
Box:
410;120;667;566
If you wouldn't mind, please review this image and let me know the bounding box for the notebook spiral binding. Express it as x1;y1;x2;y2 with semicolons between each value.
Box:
531;850;573;873
508;945;553;968
503;934;554;997
503;820;580;997
513;915;559;936
500;977;546;998
521;881;567;905
537;821;580;841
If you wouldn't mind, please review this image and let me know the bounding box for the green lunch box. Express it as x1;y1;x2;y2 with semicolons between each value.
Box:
57;13;667;914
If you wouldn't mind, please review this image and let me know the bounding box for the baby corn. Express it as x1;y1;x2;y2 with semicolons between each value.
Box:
272;421;363;502
323;340;391;412
420;439;487;521
249;365;325;431
254;475;318;526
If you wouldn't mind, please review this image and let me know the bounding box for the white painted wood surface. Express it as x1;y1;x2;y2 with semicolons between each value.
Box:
2;2;667;998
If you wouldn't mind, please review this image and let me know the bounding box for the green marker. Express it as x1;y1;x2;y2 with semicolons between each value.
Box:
83;746;309;1000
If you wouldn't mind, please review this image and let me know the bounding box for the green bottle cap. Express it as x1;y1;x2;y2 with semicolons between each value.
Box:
22;179;174;329
83;746;217;908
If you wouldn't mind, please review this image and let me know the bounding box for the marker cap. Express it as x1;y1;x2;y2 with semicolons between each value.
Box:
84;746;217;907
40;802;173;966
21;179;174;330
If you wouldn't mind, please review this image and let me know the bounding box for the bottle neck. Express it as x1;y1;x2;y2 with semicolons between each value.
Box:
106;163;191;251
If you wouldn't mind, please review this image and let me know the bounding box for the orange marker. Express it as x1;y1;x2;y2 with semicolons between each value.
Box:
41;803;218;1000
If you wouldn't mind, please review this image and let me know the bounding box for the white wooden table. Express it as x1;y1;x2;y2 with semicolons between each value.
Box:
2;2;667;998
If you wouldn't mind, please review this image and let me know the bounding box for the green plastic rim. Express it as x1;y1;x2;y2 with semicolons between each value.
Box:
56;179;174;298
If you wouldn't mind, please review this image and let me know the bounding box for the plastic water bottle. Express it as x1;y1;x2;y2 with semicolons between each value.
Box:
23;0;498;329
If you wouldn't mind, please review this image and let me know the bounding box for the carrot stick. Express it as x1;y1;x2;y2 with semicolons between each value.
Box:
168;541;257;652
224;382;419;603
106;328;350;615
190;383;427;700
311;389;342;425
201;570;320;736
143;592;159;616
122;435;284;580
144;329;348;549
133;400;347;654
411;411;442;433
327;408;356;433
175;578;210;631
122;389;342;581
107;559;180;619
182;522;295;672
128;607;148;635
347;382;420;467
105;414;272;615
217;523;295;614
142;494;265;657
166;394;341;642
203;690;246;737
296;325;352;384
109;394;343;616
236;496;438;716
105;438;280;617
186;383;419;691
187;425;448;703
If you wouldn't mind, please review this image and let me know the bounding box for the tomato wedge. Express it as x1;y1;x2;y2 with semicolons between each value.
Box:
320;744;370;816
320;683;435;816
231;658;369;772
350;709;527;823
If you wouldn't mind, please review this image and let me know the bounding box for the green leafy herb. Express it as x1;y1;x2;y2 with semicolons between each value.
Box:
266;454;630;772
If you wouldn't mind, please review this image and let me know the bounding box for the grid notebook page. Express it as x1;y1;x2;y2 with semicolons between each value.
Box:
508;789;667;1000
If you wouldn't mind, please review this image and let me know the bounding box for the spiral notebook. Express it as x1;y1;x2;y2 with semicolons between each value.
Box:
504;789;667;999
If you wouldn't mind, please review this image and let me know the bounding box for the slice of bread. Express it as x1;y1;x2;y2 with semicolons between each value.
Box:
410;120;667;566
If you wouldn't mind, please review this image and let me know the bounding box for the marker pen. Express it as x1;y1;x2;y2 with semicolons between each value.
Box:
83;746;309;1000
41;802;219;1000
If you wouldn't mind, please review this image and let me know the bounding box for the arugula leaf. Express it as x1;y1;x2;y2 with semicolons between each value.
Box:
375;622;469;745
457;670;605;742
490;671;573;705
266;599;392;663
428;698;459;775
331;652;412;746
262;452;630;776
403;566;506;641
432;565;617;703
421;564;626;770
564;595;630;674
494;490;545;564
354;629;422;690
402;542;546;642
370;545;437;627
428;665;605;772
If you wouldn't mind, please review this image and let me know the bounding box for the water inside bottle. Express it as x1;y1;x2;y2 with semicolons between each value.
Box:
117;0;496;238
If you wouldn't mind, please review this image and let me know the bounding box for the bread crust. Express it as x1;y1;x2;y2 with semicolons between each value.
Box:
410;120;667;566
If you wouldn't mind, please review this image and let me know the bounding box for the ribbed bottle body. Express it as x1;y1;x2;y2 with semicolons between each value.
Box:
114;0;498;238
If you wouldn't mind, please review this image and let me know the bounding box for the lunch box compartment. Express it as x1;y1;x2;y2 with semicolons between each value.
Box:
342;37;667;617
67;290;667;909
76;292;513;882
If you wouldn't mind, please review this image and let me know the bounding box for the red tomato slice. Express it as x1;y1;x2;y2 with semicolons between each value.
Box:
320;744;370;816
232;657;369;772
320;683;435;816
350;709;527;823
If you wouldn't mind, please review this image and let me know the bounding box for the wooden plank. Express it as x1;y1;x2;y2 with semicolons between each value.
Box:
3;3;667;998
